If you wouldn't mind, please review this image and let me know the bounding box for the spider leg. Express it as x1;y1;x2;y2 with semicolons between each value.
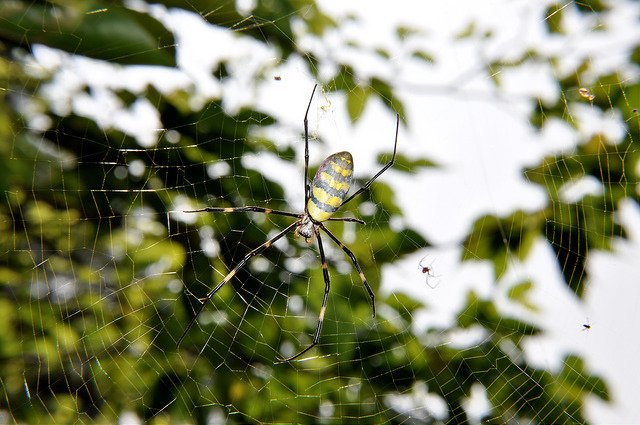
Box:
326;217;365;225
304;84;318;210
277;226;329;362
177;221;299;347
320;224;375;318
341;113;400;207
184;206;302;219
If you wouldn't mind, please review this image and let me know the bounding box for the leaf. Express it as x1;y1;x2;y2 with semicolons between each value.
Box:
375;48;391;60
0;1;176;65
462;211;544;279
371;78;406;120
346;86;371;123
325;64;358;92
384;153;436;173
507;281;539;312
455;22;476;39
411;50;434;64
458;292;541;338
545;4;565;34
396;25;420;40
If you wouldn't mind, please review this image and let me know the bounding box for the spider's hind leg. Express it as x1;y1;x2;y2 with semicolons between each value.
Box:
320;224;375;318
277;226;330;362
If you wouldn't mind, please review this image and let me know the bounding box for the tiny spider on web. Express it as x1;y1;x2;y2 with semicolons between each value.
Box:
418;256;441;289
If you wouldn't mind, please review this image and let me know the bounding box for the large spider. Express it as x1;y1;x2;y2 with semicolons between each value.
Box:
177;85;399;361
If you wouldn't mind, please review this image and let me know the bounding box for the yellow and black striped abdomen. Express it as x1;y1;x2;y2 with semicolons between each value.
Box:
307;151;353;222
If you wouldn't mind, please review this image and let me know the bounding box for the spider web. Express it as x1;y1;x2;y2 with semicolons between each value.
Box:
3;0;640;423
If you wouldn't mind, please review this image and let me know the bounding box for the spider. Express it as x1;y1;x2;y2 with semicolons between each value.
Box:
177;84;399;361
418;256;440;289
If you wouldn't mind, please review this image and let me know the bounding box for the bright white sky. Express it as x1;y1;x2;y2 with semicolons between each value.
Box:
28;0;640;422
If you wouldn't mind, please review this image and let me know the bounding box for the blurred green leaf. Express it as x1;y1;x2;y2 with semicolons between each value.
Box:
411;50;434;64
371;77;406;121
455;22;476;39
346;85;371;123
0;1;176;65
458;292;542;338
508;280;539;312
545;4;565;34
463;210;543;278
396;25;420;40
385;152;437;173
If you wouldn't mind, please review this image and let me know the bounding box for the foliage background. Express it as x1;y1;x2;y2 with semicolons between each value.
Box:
1;0;638;423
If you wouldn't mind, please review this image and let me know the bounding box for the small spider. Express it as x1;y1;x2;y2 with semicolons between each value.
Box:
578;87;595;101
418;256;440;289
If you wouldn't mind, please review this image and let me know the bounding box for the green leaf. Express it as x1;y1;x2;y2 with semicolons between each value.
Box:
371;77;406;120
346;86;371;123
458;292;541;338
0;1;176;65
545;4;565;34
574;0;607;13
455;22;476;39
411;50;434;64
462;210;544;279
385;153;437;173
326;64;358;92
375;48;391;60
507;281;539;312
396;25;420;40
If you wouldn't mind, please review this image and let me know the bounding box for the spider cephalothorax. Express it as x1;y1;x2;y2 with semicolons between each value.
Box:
177;84;399;361
295;215;316;242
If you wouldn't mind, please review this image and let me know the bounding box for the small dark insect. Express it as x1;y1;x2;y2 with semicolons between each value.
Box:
582;318;591;331
418;256;440;289
274;75;281;81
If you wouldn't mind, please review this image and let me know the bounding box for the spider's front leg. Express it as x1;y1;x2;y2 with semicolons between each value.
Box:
177;221;299;347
